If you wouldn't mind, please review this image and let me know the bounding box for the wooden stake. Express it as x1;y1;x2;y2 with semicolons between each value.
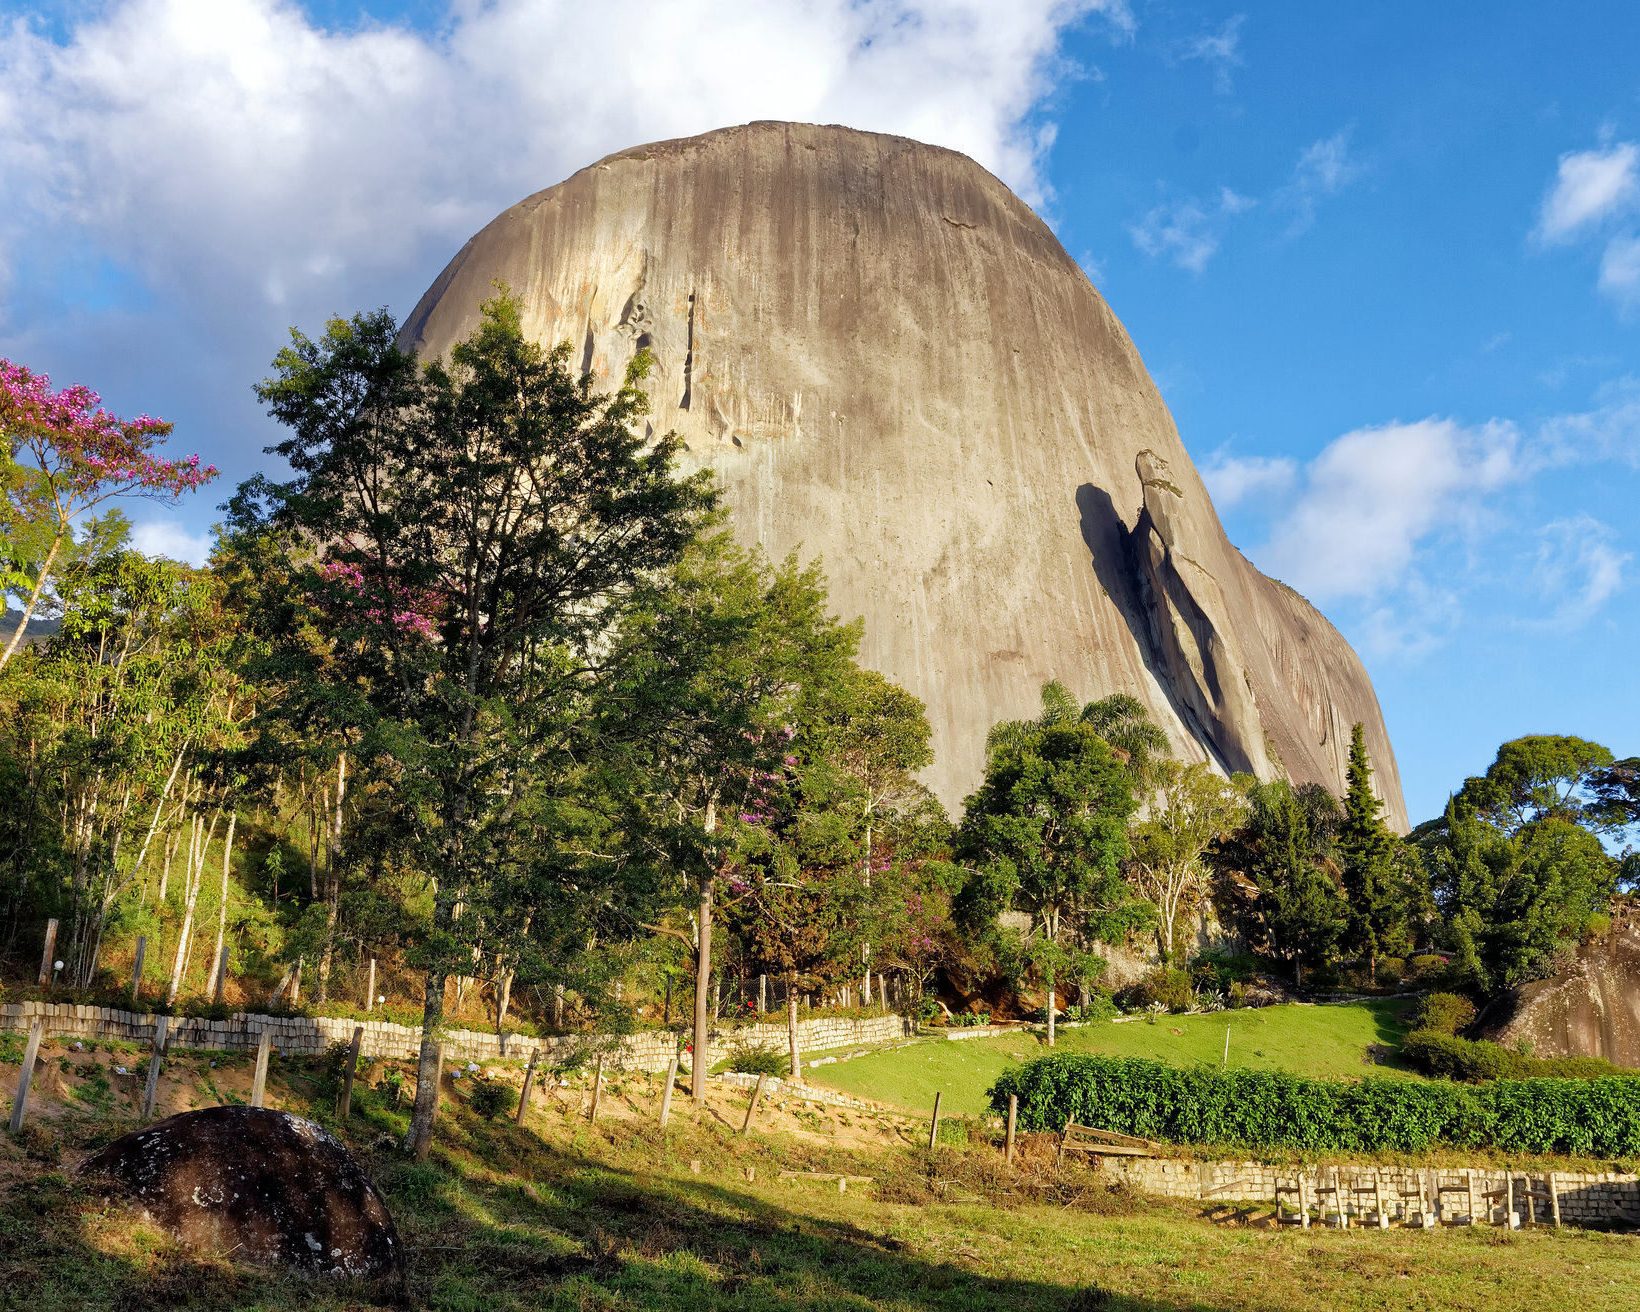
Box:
1222;1023;1230;1066
1505;1172;1516;1229
659;1053;680;1127
141;1016;170;1120
1298;1173;1311;1229
337;1025;363;1119
365;957;377;1012
516;1048;539;1124
588;1053;604;1123
1005;1094;1018;1165
250;1028;271;1108
7;1020;44;1134
1374;1172;1387;1228
37;919;57;986
927;1091;943;1151
740;1072;767;1134
1334;1167;1348;1228
758;974;767;1014
131;935;147;1004
290;956;302;1007
1466;1169;1477;1226
1549;1172;1562;1229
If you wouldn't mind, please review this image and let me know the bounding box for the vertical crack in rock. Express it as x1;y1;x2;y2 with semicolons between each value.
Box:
680;289;696;411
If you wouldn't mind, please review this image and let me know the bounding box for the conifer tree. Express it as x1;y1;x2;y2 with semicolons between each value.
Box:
1338;722;1405;982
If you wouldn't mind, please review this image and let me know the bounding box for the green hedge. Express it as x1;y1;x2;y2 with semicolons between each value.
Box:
1401;1029;1625;1082
988;1055;1640;1157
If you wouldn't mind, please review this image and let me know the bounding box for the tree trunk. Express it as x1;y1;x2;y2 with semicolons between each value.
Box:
404;965;447;1161
691;874;714;1104
207;811;237;999
1045;962;1057;1049
166;814;203;1006
318;753;346;1003
787;978;803;1084
0;531;64;672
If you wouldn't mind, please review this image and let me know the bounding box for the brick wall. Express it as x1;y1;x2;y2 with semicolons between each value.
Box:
0;1000;911;1074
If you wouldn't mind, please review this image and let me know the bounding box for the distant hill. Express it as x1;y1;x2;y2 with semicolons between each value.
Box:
2;608;60;649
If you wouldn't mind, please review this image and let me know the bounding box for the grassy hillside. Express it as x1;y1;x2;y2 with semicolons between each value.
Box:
809;1001;1415;1118
4;1039;1638;1312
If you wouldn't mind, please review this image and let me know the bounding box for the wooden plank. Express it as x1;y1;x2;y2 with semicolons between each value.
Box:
366;957;377;1012
927;1091;942;1152
587;1053;604;1123
7;1020;44;1134
38;919;57;987
658;1053;680;1127
141;1016;170;1120
1004;1094;1017;1166
740;1072;767;1134
250;1028;271;1108
516;1048;539;1124
337;1025;363;1119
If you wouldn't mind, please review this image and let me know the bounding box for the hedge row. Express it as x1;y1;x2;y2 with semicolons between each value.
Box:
988;1055;1640;1157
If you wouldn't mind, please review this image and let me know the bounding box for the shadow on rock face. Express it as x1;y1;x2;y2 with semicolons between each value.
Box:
79;1105;402;1280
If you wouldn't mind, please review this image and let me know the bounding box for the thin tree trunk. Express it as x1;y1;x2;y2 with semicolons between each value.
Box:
0;531;63;671
166;814;203;1006
1046;963;1057;1048
404;965;448;1161
318;753;345;1002
691;873;714;1104
787;977;803;1084
207;811;238;999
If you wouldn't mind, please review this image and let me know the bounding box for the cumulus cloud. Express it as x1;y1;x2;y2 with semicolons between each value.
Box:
1200;450;1296;508
1257;417;1520;602
1531;515;1630;625
130;518;215;566
0;0;1123;445
1535;142;1639;244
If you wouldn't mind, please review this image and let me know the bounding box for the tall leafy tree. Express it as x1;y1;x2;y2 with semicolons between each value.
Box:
1455;735;1616;832
241;293;713;1157
986;682;1169;789
1337;722;1412;982
958;720;1141;1044
1127;760;1247;961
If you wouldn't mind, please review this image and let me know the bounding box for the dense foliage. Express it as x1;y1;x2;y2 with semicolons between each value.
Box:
990;1053;1640;1156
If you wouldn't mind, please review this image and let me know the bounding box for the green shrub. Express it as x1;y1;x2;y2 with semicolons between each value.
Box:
1119;968;1194;1014
725;1040;788;1077
468;1076;513;1120
1402;1029;1626;1082
1063;994;1118;1024
1412;992;1478;1036
988;1053;1640;1157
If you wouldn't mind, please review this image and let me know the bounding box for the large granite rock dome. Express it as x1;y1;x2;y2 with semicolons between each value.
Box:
403;121;1406;827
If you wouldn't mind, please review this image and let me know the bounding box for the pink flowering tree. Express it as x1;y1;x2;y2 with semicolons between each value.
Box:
1;358;216;669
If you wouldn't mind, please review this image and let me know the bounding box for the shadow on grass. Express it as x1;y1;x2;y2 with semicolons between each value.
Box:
0;1086;1244;1312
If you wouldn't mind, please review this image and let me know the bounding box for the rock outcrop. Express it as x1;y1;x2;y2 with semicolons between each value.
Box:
1491;909;1640;1066
80;1106;402;1278
402;121;1406;825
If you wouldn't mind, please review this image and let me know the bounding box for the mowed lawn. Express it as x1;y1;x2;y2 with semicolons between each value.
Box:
809;1000;1416;1118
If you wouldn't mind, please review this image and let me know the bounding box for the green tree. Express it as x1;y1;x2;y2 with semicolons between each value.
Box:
241;293;713;1158
1214;779;1347;986
1337;722;1412;982
958;720;1141;1044
986;682;1169;788
1127;760;1247;961
1455;735;1616;833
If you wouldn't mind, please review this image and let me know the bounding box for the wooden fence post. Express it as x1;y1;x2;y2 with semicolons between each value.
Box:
37;919;58;986
659;1052;680;1127
337;1026;363;1119
588;1053;604;1123
516;1048;539;1124
758;974;767;1014
1465;1169;1477;1226
739;1073;768;1134
1549;1173;1562;1229
7;1020;44;1134
212;945;231;1004
927;1091;943;1151
131;936;147;1005
1298;1173;1311;1229
365;958;377;1012
290;957;302;1007
250;1028;272;1108
1005;1094;1018;1165
141;1016;170;1120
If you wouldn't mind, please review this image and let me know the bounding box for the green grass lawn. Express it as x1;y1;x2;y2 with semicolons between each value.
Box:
809;1001;1416;1118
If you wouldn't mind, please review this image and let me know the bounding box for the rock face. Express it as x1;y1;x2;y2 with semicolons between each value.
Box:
80;1106;402;1278
403;121;1406;826
1492;910;1640;1066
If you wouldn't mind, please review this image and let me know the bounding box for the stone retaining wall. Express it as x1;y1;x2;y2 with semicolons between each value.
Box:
1102;1155;1639;1227
0;1000;912;1074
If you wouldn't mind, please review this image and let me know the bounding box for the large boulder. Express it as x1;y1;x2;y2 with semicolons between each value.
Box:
403;121;1406;825
1490;907;1640;1066
80;1106;402;1278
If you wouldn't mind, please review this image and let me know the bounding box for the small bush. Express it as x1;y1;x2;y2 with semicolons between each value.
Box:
1406;953;1451;983
468;1076;513;1120
1412;992;1477;1036
953;1010;992;1028
725;1040;788;1077
1063;995;1119;1024
1119;968;1194;1014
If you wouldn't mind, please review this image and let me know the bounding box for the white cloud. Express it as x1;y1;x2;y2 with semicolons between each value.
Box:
1534;377;1640;468
1280;129;1357;234
1599;234;1640;311
130;518;215;566
1129;187;1253;273
1535;142;1639;244
1257;417;1520;602
1179;14;1243;95
0;0;1123;363
1531;515;1630;625
1200;450;1296;508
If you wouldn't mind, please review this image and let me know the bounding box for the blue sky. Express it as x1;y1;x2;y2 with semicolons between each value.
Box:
1;1;1635;824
